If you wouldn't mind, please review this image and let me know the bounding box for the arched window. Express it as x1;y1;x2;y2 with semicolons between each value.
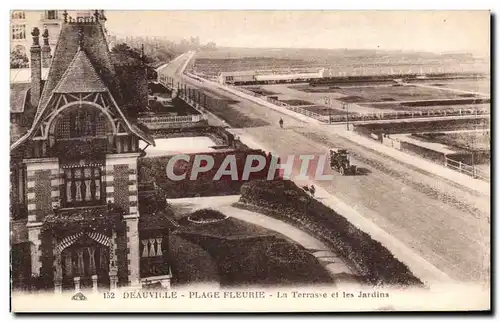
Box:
11;11;25;20
53;105;113;140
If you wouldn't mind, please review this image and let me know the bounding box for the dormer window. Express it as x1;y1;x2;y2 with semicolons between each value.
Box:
45;10;58;20
11;11;25;20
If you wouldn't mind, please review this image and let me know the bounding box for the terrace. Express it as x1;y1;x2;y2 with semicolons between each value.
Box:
173;208;333;287
139;136;223;157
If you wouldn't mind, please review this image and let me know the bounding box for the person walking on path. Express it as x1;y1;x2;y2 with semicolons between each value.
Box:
279;118;284;128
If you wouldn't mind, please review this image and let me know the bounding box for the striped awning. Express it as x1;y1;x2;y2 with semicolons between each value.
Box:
55;231;111;253
56;232;84;253
87;231;111;247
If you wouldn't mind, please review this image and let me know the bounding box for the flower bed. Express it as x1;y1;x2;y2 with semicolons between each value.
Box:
280;99;314;106
297;105;349;116
181;86;269;128
353;117;490;135
176;220;333;287
237;180;423;286
186;209;228;224
137;150;282;198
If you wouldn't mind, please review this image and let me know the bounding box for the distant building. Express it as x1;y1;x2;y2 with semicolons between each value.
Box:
10;10;108;68
217;68;325;85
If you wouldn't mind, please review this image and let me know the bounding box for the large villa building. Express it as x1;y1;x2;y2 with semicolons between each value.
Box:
10;10;172;292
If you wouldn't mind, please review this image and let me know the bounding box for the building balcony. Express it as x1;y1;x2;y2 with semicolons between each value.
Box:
50;137;116;159
43;203;126;235
40;19;62;25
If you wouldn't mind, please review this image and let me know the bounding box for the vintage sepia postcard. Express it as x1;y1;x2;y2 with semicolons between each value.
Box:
9;10;490;313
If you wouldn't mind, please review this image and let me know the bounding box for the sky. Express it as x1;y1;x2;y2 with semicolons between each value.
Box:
105;11;490;55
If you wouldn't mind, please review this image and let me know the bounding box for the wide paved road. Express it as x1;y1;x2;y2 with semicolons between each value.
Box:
169;53;491;284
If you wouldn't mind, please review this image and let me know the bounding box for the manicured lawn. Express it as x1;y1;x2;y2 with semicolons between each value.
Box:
204;102;269;128
336;85;477;102
192;88;269;128
237;180;424;286
147;98;201;116
174;209;333;287
416;131;490;151
439;81;490;94
193;57;315;77
288;85;340;93
243;87;279;96
290;83;484;103
169;235;220;286
405;79;490;95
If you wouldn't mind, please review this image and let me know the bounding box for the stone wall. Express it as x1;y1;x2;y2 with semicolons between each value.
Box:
104;153;139;216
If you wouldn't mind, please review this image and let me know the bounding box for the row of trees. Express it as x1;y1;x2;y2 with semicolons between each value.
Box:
115;36;217;65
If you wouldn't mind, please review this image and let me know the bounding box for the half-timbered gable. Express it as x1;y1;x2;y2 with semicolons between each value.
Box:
10;10;171;293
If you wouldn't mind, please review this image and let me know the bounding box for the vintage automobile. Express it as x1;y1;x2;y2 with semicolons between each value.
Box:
329;148;357;175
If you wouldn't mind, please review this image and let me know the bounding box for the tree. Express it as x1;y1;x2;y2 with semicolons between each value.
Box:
10;47;29;69
111;42;153;67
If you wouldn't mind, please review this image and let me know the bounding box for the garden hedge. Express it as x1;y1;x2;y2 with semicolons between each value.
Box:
238;180;423;286
138;150;282;198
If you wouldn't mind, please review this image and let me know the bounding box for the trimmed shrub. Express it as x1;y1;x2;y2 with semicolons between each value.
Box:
138;150;282;198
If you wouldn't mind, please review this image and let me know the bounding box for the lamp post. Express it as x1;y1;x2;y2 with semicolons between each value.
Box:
324;96;332;124
342;102;350;130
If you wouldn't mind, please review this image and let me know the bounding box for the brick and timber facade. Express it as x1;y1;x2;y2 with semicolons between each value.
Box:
10;10;172;292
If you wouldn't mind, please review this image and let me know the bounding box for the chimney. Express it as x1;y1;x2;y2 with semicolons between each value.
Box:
41;28;51;68
30;27;42;108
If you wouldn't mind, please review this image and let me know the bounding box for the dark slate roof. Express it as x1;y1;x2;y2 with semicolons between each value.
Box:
11;22;156;149
10;83;31;113
37;23;121;118
53;50;108;93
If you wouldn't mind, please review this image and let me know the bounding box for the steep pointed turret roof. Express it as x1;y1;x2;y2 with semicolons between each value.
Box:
37;23;122;117
10;20;155;150
53;50;108;93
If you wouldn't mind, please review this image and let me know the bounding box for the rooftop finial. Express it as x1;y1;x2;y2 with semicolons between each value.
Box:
77;26;84;51
42;28;50;46
31;27;40;46
94;10;100;22
63;10;68;23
